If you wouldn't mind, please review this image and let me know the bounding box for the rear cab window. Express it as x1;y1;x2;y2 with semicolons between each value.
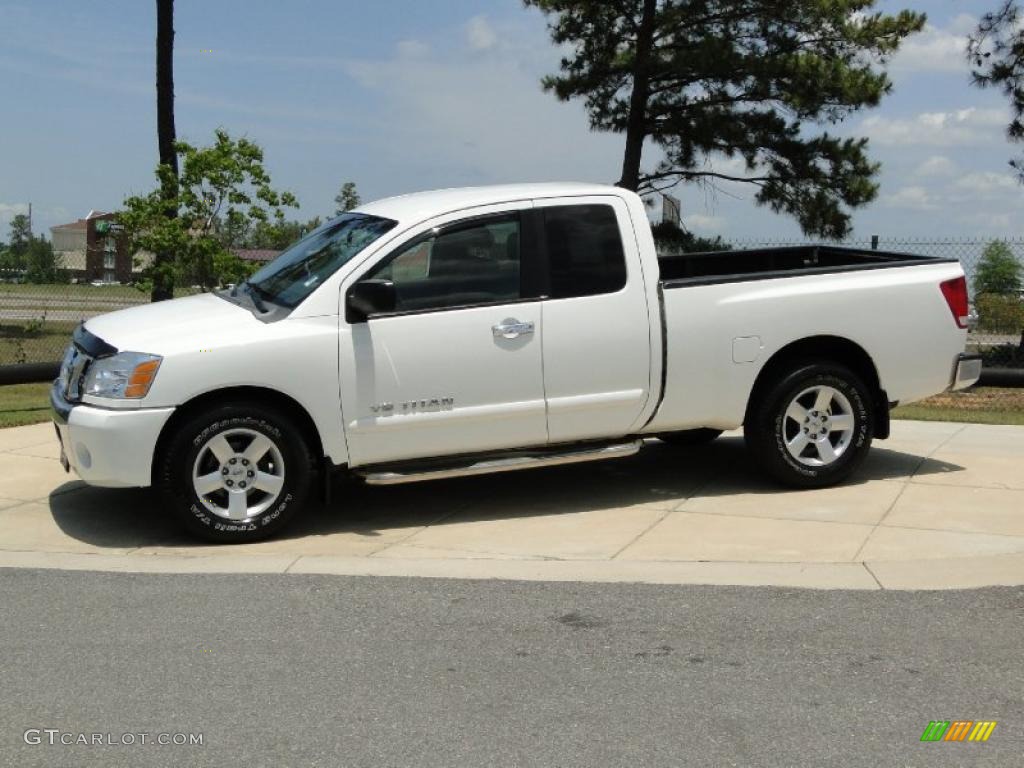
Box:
541;204;627;299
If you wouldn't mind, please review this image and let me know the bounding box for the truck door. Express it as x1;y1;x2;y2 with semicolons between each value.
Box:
534;197;653;442
339;206;548;466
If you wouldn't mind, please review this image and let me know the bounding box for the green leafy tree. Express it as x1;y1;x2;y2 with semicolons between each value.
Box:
525;0;925;238
969;2;1024;181
214;212;252;249
211;247;257;286
334;181;361;216
2;218;25;274
245;217;323;250
975;240;1023;296
7;214;31;253
121;129;298;291
0;247;19;273
24;236;66;284
1;215;33;272
0;219;66;281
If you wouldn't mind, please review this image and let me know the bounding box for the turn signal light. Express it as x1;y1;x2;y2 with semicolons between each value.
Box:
124;359;161;398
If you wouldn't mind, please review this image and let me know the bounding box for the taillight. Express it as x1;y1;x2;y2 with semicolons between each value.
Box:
939;276;969;329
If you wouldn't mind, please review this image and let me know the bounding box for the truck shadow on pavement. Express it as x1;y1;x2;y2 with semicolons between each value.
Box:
47;436;964;551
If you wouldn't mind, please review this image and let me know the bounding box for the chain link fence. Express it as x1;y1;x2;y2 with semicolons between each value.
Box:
1;237;1023;378
0;271;147;370
723;237;1024;372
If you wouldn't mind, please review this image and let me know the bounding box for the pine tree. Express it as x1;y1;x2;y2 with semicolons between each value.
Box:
525;0;925;238
969;1;1024;182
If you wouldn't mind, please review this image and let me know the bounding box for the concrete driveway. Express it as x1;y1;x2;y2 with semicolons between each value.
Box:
0;419;1022;589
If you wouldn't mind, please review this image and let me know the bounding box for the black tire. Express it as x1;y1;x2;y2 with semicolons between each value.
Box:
156;401;315;543
745;362;874;488
658;428;724;446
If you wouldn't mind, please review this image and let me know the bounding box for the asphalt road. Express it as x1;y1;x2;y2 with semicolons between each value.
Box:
0;570;1020;768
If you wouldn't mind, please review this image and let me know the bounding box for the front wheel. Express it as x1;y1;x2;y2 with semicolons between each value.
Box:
156;402;314;543
745;363;874;488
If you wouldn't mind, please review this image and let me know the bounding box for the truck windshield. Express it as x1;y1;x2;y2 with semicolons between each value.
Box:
246;213;398;309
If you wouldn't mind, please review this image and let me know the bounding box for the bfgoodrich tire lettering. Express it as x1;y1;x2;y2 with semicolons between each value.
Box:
157;403;314;543
746;363;874;488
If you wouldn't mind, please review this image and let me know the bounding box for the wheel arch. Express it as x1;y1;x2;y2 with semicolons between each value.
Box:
151;386;326;485
745;335;890;439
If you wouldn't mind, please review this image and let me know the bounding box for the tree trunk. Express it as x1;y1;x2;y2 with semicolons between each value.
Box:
153;0;177;302
617;0;657;191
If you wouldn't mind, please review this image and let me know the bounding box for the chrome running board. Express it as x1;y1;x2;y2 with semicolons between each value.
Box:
358;440;643;486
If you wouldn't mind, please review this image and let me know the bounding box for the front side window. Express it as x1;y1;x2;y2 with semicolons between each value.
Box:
248;213;397;308
543;204;627;299
365;216;521;313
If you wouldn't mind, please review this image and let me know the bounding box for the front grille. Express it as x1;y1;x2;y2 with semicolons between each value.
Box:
58;344;92;402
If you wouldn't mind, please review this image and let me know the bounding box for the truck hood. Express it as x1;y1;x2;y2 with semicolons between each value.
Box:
84;293;265;356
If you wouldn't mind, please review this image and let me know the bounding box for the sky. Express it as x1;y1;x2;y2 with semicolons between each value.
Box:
1;0;1022;243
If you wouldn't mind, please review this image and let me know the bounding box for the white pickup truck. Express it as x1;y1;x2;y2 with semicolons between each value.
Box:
51;183;981;542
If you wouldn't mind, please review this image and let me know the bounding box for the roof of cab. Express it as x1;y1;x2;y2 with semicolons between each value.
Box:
355;182;631;225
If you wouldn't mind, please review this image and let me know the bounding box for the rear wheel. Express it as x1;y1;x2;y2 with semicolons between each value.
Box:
658;428;724;447
156;402;314;543
745;363;873;488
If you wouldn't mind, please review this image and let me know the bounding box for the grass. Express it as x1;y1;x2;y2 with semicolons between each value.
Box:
892;387;1024;426
0;321;78;366
0;284;206;366
0;282;203;299
0;283;146;299
0;382;52;428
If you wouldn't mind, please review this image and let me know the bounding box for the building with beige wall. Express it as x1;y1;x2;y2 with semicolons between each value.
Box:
50;211;144;283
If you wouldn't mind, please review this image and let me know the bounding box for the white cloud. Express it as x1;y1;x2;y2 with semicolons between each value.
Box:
396;40;430;58
881;186;938;211
891;20;972;73
0;203;71;237
343;38;623;187
958;211;1014;231
860;107;1007;147
0;203;31;234
683;213;727;233
878;169;1021;221
0;203;29;217
466;16;498;51
915;156;957;177
950;171;1020;198
947;13;981;37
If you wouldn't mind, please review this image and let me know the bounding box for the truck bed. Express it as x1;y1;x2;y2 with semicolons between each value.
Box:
657;245;956;287
645;248;967;436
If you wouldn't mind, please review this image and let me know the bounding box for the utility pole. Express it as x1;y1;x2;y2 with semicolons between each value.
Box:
27;202;32;236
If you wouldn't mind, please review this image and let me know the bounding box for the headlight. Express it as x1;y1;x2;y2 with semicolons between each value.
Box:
83;352;163;399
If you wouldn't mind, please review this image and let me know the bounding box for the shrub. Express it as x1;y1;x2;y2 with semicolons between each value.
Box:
976;293;1024;333
974;240;1023;296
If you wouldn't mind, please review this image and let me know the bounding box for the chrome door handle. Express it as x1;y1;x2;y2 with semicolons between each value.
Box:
492;319;535;339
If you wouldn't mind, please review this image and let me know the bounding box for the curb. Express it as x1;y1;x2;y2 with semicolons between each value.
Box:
2;549;1023;590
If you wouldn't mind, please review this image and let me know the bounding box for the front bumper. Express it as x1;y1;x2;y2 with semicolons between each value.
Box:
951;353;983;392
51;383;175;488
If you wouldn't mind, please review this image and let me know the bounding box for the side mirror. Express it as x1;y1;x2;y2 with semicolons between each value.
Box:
346;279;397;322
